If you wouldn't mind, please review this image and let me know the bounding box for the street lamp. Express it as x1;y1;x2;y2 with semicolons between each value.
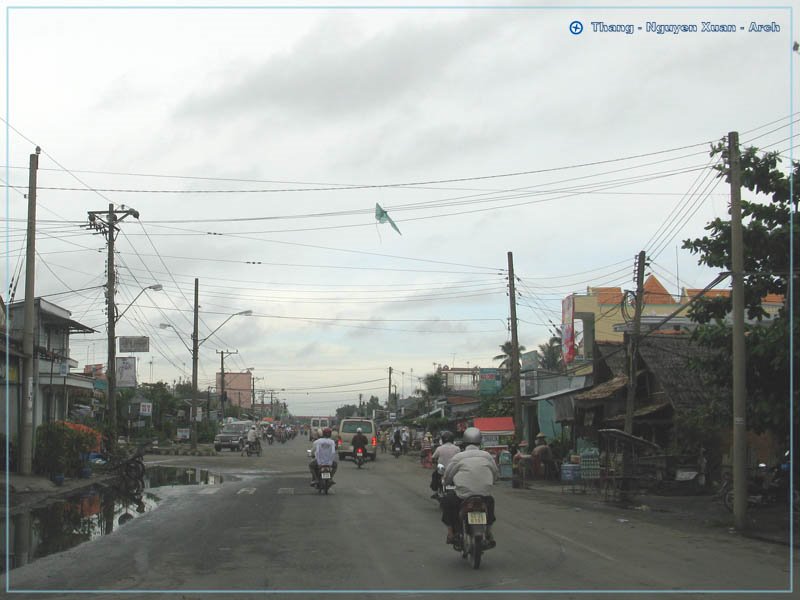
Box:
106;283;163;437
159;305;251;449
116;284;163;324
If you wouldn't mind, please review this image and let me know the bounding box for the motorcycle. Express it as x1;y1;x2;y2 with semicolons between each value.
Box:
392;442;402;459
724;452;799;512
266;433;274;446
435;463;456;502
354;447;366;469
306;449;335;494
243;439;261;457
453;495;494;569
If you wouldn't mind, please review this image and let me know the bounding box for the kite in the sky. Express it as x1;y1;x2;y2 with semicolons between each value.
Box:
375;203;402;236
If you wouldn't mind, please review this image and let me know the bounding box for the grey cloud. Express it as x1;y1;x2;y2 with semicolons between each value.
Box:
176;13;513;123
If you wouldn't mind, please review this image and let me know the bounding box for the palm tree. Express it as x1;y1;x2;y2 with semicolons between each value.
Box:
538;336;563;371
493;341;526;373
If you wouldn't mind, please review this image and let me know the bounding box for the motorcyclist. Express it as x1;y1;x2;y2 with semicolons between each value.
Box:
392;428;403;453
441;427;499;548
309;427;338;486
246;425;260;453
351;427;369;458
430;430;460;497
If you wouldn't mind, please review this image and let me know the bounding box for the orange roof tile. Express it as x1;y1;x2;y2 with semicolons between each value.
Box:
593;287;623;304
643;275;674;304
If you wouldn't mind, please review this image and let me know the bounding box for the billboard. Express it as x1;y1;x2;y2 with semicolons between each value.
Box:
478;368;502;395
119;336;150;352
139;402;153;416
84;363;104;377
562;294;575;364
116;357;137;388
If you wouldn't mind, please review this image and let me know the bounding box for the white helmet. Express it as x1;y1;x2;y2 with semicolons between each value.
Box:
462;427;482;446
356;427;363;433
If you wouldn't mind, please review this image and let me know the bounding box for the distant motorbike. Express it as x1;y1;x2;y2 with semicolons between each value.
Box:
392;443;402;459
354;447;366;469
266;433;274;446
452;495;494;569
435;463;456;502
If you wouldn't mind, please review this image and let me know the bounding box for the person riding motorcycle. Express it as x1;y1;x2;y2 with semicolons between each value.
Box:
351;427;369;458
246;425;260;453
392;428;403;453
309;427;338;486
430;430;460;497
441;427;499;547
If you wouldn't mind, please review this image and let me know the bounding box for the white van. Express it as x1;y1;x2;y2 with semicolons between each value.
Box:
309;416;331;441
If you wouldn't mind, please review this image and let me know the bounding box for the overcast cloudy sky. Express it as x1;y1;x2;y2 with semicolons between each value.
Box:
3;1;795;414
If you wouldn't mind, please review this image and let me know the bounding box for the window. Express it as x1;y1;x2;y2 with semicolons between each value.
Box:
342;421;373;434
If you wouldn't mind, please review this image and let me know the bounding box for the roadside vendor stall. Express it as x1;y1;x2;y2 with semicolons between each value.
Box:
473;417;515;463
598;428;662;500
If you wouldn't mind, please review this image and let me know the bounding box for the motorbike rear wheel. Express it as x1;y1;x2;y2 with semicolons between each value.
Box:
470;535;483;569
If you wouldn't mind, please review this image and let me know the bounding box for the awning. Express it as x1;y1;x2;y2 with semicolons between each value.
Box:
605;402;673;424
473;417;514;434
598;428;661;450
574;375;628;408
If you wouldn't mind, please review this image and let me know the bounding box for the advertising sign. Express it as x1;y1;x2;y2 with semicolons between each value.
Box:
139;402;153;416
562;294;575;364
116;357;137;388
119;336;150;353
478;368;502;395
84;363;104;377
177;428;190;440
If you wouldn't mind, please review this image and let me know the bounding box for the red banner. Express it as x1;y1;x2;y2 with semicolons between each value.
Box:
562;294;575;364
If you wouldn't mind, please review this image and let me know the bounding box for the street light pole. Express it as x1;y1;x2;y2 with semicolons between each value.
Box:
191;278;200;450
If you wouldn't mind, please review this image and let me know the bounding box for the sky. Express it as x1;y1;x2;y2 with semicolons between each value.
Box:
2;0;796;414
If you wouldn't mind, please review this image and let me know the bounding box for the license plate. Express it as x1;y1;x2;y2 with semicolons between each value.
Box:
445;485;456;491
467;512;487;525
321;472;331;479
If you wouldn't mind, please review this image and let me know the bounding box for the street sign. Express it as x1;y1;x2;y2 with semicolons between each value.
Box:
177;428;190;440
195;407;203;422
139;402;153;416
59;362;69;376
119;336;150;352
389;412;397;421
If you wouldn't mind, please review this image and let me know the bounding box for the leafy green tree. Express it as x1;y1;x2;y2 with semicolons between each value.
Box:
423;373;445;396
682;142;798;437
493;341;526;383
336;404;358;419
538;335;563;372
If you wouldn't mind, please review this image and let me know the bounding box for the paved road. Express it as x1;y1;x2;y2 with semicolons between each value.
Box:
4;438;797;599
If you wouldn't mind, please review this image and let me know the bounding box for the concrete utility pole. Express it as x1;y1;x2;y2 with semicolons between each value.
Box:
625;251;647;434
20;147;40;475
507;252;523;443
388;367;393;411
729;131;747;531
216;349;238;418
87;203;139;440
190;278;199;450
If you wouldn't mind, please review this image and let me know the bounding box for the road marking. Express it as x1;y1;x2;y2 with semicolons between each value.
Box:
199;487;221;495
356;489;372;495
548;531;617;562
277;488;294;495
236;487;257;495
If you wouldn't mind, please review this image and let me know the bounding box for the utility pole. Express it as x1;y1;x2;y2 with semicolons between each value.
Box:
216;349;238;418
388;367;393;412
20;147;40;475
625;251;647;434
87;203;139;440
190;278;199;450
507;252;523;443
729;131;747;531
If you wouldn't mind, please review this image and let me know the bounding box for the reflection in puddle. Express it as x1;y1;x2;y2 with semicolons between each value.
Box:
2;488;158;574
145;466;223;489
2;467;223;573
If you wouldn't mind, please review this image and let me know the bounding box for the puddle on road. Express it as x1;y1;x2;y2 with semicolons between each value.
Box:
3;467;224;573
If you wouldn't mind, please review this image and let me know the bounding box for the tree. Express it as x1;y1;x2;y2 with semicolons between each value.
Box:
538;336;563;372
493;341;526;374
682;141;798;437
422;373;444;396
336;404;358;420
